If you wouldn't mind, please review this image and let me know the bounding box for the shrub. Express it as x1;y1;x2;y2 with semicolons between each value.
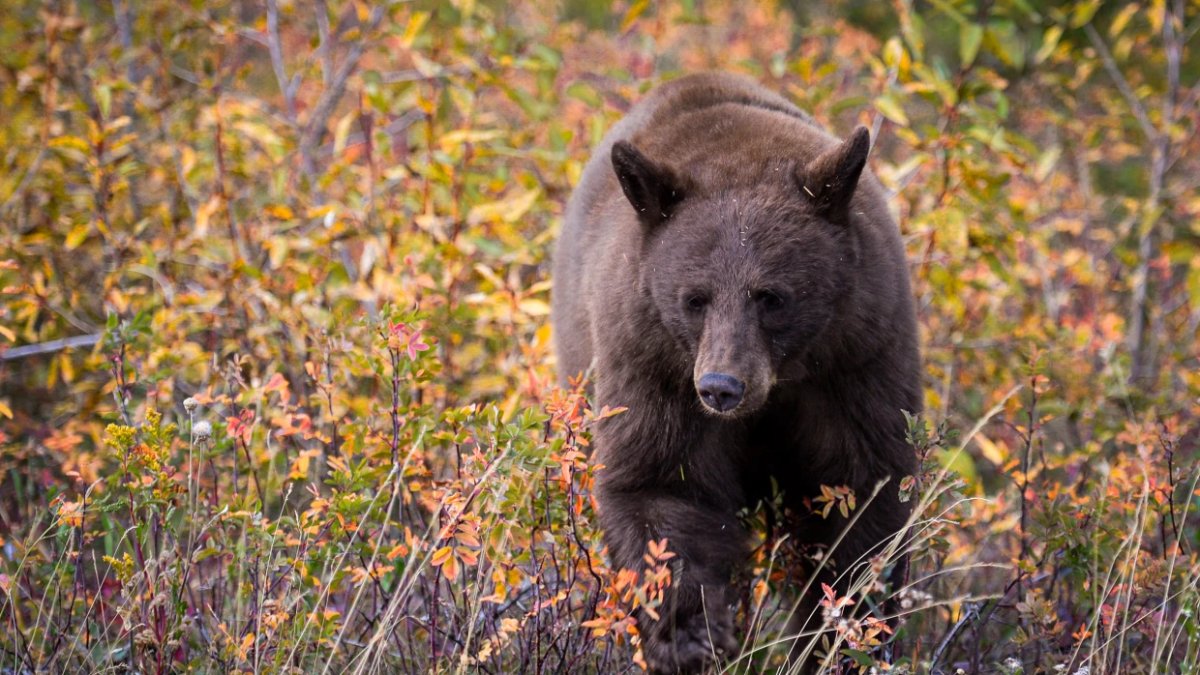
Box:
1;1;1197;672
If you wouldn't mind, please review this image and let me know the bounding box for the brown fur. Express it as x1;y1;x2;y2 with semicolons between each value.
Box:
551;72;921;673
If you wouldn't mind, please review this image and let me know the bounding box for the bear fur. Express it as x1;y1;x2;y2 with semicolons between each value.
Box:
551;72;921;673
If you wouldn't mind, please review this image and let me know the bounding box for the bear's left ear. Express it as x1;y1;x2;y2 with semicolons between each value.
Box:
611;140;687;227
798;126;871;221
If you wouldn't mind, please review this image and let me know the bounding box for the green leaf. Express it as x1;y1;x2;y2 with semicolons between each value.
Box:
928;0;968;25
841;648;876;667
565;81;601;107
960;24;984;66
97;84;112;119
902;12;926;59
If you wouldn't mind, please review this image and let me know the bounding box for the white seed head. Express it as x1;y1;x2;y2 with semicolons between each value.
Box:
193;420;212;442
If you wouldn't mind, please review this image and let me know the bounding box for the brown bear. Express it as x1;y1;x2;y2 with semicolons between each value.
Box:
551;72;921;673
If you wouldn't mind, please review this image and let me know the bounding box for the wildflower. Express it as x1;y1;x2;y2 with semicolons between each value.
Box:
134;628;157;648
104;423;137;451
183;397;198;414
388;322;431;360
896;587;933;611
193;420;212;442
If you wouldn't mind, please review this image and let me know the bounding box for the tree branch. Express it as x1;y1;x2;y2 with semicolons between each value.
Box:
299;4;385;179
266;0;297;120
315;0;333;87
1084;23;1157;142
1;334;102;361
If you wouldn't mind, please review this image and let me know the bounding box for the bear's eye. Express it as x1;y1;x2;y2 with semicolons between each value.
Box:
753;289;785;311
684;293;710;313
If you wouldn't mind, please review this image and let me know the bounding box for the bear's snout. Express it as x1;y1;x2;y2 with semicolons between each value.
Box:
696;373;745;413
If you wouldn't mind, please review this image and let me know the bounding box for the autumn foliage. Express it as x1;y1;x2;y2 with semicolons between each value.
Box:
1;1;1199;673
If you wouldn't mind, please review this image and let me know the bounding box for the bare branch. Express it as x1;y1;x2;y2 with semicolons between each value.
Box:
1084;23;1158;142
930;602;981;672
1164;0;1183;126
2;334;102;361
266;0;297;120
315;0;333;87
380;65;474;84
299;4;385;178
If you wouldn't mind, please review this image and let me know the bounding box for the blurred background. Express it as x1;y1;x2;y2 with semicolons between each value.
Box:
1;1;1198;673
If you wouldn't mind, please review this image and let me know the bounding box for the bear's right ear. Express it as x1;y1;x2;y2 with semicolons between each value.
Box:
611;140;686;226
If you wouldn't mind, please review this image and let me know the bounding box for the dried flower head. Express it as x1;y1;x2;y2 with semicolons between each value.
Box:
193;420;212;442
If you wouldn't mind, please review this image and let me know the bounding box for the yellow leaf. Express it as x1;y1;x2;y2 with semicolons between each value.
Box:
467;188;539;226
333;110;356;154
431;545;453;567
518;298;550;317
439;129;504;152
64;223;90;250
1108;4;1138;37
974;434;1007;466
237;633;255;660
473;264;506;288
0;401;12;419
306;204;335;219
48;135;90;154
620;0;649;32
400;11;430;49
288;454;311;481
59;352;75;384
874;95;909;126
194;196;221;236
265;204;294;220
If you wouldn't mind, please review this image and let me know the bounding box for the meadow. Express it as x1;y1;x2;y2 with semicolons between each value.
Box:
1;1;1199;672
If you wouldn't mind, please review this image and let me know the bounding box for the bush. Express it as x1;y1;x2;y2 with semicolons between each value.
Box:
1;1;1198;672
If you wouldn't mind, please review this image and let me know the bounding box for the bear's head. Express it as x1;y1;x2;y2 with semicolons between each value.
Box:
611;127;871;418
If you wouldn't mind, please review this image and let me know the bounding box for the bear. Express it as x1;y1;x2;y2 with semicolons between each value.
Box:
551;72;921;673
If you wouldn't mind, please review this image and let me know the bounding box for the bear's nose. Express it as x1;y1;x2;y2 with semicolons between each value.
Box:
697;373;745;412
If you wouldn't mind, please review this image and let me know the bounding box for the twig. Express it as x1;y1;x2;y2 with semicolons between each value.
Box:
266;0;297;120
1;333;101;361
315;0;333;87
299;4;385;178
1084;23;1157;142
380;65;474;84
929;602;979;672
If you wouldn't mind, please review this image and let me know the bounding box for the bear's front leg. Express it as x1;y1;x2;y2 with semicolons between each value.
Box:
597;490;748;674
